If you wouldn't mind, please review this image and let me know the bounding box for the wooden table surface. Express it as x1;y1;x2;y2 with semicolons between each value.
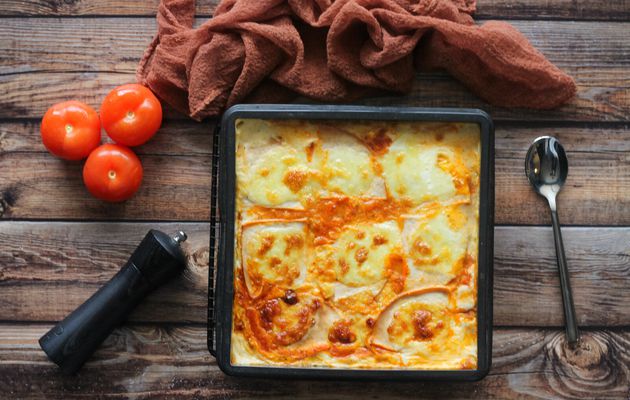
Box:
1;1;629;399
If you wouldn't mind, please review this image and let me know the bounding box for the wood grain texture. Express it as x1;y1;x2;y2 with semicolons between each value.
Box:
0;152;211;220
476;0;630;20
495;124;630;226
0;222;211;324
1;19;629;122
0;0;627;20
0;119;214;156
0;324;628;399
2;18;628;76
3;123;630;225
1;17;628;75
1;222;629;326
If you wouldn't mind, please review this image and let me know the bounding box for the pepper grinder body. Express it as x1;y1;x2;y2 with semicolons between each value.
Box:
39;230;187;374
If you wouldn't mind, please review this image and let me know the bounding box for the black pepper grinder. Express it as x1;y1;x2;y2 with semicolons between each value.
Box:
39;229;188;374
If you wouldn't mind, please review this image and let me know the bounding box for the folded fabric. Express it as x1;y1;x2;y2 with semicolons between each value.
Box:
138;0;576;120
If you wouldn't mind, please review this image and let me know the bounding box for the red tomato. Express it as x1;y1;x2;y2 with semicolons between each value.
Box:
100;84;162;146
82;144;143;202
40;101;101;160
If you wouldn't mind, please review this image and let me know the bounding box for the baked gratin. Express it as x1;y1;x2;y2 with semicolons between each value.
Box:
231;118;480;370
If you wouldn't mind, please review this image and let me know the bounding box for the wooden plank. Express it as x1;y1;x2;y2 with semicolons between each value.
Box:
2;18;629;75
0;222;211;324
0;152;211;221
494;226;630;327
0;324;628;399
3;19;628;73
3;122;630;225
495;124;630;226
0;0;627;20
0;0;213;16
0;120;214;156
476;0;630;21
1;222;629;326
1;19;629;122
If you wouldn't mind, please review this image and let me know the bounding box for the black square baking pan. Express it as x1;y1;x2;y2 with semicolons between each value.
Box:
208;104;494;380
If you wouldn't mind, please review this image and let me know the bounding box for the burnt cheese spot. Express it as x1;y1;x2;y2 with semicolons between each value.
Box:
269;257;282;269
453;176;470;193
282;289;299;305
412;310;434;340
354;247;369;264
436;153;449;169
283;169;308;193
413;239;432;255
313;236;328;246
460;357;476;369
372;234;387;246
433;123;457;142
339;258;349;274
364;128;393;155
257;235;275;256
260;299;281;328
385;253;407;293
234;317;244;331
284;234;304;255
305;141;316;162
328;320;357;344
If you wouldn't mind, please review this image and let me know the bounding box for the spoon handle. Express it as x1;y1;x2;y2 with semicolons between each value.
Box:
550;208;580;346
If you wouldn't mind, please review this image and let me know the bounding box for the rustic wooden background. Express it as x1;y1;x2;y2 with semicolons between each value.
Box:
1;0;629;399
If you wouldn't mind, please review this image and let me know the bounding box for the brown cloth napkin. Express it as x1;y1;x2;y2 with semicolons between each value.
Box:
138;0;576;120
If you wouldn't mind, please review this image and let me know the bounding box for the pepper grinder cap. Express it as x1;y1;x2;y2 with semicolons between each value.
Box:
131;230;187;287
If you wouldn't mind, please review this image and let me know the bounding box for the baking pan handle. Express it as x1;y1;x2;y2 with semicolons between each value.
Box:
208;123;221;357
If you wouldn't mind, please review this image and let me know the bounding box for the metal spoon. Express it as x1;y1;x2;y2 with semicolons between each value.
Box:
525;136;579;346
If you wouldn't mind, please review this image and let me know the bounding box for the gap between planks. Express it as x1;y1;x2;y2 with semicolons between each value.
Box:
0;0;627;21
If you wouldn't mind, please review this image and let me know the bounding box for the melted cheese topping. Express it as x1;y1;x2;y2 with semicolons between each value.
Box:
241;222;308;298
331;220;401;287
402;203;476;287
231;119;481;370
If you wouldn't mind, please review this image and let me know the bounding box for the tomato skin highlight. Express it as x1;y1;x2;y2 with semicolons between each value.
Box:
100;84;162;147
40;101;101;160
82;144;143;202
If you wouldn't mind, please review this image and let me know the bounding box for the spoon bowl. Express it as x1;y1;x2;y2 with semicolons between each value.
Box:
525;136;568;202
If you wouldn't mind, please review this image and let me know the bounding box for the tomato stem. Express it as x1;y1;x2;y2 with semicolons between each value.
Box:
65;124;73;133
108;170;116;180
